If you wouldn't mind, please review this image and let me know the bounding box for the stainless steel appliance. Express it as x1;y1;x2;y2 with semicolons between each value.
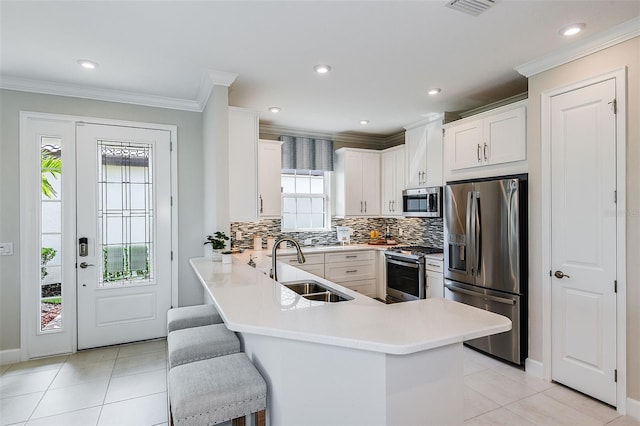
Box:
443;175;528;365
385;246;443;302
402;187;442;218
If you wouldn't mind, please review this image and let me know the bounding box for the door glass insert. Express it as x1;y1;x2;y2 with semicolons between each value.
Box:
41;139;63;332
98;141;153;287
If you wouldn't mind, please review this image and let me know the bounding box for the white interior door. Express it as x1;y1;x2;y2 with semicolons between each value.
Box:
76;123;172;350
550;78;617;405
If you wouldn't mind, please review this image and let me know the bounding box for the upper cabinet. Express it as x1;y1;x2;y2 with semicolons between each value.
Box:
381;145;405;216
444;101;527;177
404;118;443;188
258;140;283;218
229;107;259;222
334;148;381;217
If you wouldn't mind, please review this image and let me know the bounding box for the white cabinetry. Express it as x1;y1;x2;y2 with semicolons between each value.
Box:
445;101;526;172
425;256;444;298
229;107;259;221
381;146;405;216
278;253;325;278
258;140;282;218
404;118;443;188
325;251;377;297
334;149;380;216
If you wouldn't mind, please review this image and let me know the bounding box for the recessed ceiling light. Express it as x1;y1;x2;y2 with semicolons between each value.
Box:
428;88;441;95
560;23;586;36
268;106;281;113
360;120;369;125
77;59;99;69
313;64;332;74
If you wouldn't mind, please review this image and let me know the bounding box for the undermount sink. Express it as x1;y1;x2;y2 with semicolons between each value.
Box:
281;280;353;303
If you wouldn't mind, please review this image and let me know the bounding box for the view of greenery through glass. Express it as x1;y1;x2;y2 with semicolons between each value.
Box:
41;139;63;331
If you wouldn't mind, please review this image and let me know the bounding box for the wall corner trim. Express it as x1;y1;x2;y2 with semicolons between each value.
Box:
514;16;640;77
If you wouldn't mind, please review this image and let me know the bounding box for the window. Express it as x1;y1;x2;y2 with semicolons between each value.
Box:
281;169;330;231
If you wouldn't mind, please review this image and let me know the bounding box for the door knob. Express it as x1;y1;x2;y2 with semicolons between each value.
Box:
554;270;571;279
79;262;95;269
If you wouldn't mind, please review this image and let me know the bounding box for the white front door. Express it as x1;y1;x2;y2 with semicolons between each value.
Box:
76;123;172;350
550;78;617;405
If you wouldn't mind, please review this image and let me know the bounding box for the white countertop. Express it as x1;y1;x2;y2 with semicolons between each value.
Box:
190;254;510;355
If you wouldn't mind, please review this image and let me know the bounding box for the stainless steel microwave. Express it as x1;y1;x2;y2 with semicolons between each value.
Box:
402;187;442;218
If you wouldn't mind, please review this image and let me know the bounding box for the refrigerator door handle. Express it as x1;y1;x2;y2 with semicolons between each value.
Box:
466;191;474;275
444;283;516;305
474;191;481;277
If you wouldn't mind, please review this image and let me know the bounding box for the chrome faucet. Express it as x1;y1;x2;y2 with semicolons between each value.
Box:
270;237;305;281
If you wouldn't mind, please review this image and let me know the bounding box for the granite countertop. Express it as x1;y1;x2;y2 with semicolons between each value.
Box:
190;255;511;355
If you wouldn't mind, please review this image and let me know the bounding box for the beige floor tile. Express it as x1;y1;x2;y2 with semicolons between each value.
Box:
98;392;168;426
50;360;115;389
116;340;166;359
464;369;539;406
543;385;620;424
464;407;535;425
464;385;501;420
0;365;10;376
607;415;640;425
0;370;57;398
104;369;166;404
66;347;119;366
111;350;166;378
2;356;67;377
464;357;489;376
507;392;603;425
29;380;108;420
25;406;101;426
0;392;44;425
492;363;556;393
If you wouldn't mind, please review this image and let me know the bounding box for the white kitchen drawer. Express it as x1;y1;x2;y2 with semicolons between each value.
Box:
343;279;376;297
325;261;375;283
279;253;325;265
325;250;375;264
296;263;325;278
425;258;444;273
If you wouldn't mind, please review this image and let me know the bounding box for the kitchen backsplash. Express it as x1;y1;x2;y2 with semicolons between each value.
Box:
230;217;443;250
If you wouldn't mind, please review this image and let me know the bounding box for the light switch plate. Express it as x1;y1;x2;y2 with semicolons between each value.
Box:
0;242;14;256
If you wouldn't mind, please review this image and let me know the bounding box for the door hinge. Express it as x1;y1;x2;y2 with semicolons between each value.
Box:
171;251;173;261
170;141;173;152
170;196;173;206
549;270;552;277
614;369;618;382
614;280;617;293
442;128;446;137
609;99;617;114
614;190;617;204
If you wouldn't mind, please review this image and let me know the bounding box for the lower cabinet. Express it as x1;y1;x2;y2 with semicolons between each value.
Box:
278;250;378;298
425;256;444;298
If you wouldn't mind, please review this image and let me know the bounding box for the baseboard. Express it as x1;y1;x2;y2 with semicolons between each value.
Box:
0;348;21;365
525;357;544;379
627;397;640;421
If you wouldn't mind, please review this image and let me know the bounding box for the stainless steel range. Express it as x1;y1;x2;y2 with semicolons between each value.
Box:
384;246;443;302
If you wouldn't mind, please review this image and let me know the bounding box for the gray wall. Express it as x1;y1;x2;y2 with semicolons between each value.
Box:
0;89;204;352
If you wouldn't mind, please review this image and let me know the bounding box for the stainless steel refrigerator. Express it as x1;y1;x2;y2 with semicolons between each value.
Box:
444;175;527;365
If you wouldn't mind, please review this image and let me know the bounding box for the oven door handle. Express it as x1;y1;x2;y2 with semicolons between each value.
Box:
444;283;516;305
386;258;420;269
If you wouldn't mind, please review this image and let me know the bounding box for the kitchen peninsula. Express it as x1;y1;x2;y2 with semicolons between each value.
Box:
190;250;511;425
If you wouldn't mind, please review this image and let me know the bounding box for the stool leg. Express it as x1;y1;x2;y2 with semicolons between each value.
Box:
231;417;246;426
255;410;266;426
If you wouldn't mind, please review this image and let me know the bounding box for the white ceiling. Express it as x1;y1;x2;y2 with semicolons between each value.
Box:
1;1;638;136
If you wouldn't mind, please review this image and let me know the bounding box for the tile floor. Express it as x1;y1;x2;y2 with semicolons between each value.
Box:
0;340;638;425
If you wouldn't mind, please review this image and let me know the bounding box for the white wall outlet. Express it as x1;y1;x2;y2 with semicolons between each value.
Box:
398;228;403;237
235;231;242;240
304;238;313;245
0;242;13;256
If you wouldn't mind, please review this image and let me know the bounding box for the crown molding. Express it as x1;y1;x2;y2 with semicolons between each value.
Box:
1;75;203;111
515;16;640;78
260;123;404;149
196;69;239;110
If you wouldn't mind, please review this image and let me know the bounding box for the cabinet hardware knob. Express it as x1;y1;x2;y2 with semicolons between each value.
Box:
477;144;482;162
483;143;488;161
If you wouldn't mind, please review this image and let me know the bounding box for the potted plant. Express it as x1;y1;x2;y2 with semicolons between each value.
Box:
204;232;229;261
221;250;233;264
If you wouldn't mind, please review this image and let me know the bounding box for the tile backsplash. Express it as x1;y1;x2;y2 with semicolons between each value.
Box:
230;217;443;250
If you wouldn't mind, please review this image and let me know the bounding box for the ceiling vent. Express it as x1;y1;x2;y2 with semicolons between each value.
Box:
446;0;496;16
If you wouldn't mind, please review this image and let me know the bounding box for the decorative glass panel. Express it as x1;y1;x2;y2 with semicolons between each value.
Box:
97;141;154;287
40;138;63;332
